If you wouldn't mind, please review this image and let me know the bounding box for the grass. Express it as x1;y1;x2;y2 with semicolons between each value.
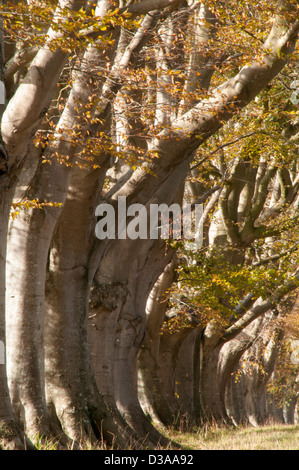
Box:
2;423;298;450
162;423;299;450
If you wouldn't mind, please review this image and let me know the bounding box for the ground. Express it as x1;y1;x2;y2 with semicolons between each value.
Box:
1;423;298;450
162;424;299;450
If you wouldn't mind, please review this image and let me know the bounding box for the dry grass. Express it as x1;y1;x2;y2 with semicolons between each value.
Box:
162;423;299;450
3;423;297;450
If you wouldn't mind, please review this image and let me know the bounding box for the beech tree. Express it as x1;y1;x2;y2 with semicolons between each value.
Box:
0;0;299;450
138;88;299;428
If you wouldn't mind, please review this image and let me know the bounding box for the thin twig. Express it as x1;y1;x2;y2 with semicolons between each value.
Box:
189;131;258;171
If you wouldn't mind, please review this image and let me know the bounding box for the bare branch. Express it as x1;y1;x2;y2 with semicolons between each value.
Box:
5;46;38;80
80;0;183;38
189;132;258;171
252;243;299;266
220;270;299;345
249;166;277;221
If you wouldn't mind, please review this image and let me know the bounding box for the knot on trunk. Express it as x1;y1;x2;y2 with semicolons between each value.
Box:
90;280;128;312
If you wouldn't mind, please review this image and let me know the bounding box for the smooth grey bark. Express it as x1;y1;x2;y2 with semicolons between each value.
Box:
285;398;299;424
1;0;84;164
138;258;178;426
1;0;83;444
45;176;102;443
155;276;203;426
178;3;220;115
89;235;174;448
0;192;35;449
43;164;133;447
225;370;248;426
0;4;27;444
241;323;284;427
5;67;99;443
173;328;203;427
6;193;65;440
4;0;119;442
88;8;299;438
88;155;191;446
200;315;265;423
43;11;166;447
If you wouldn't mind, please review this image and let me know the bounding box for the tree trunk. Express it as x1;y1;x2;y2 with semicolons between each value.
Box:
0;191;35;449
5;149;81;443
4;2;114;441
242;321;284;426
89;234;174;448
87;149;190;446
200;343;230;423
174;328;202;428
200;315;265;424
44;164;133;447
138;259;178;426
225;370;248;426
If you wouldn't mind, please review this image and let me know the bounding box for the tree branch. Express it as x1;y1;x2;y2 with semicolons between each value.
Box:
189;132;259;172
220;269;299;345
1;0;82;166
245;166;277;223
80;0;183;38
5;46;39;80
252;243;299;266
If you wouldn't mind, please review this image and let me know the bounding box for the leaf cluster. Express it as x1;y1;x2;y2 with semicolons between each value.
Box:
10;198;62;220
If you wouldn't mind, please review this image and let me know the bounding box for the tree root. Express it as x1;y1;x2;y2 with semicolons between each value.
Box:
0;418;36;450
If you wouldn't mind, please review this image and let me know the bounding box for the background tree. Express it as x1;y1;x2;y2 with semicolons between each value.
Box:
140;75;299;427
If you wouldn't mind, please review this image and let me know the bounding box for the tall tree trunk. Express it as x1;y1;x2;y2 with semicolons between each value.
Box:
88;155;190;446
242;320;284;426
44;164;132;447
0;190;35;449
225;370;248;426
200;316;265;423
138;258;178;426
6;193;65;440
158;325;200;426
4;0;115;440
2;0;94;444
174;328;202;428
90;236;173;448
